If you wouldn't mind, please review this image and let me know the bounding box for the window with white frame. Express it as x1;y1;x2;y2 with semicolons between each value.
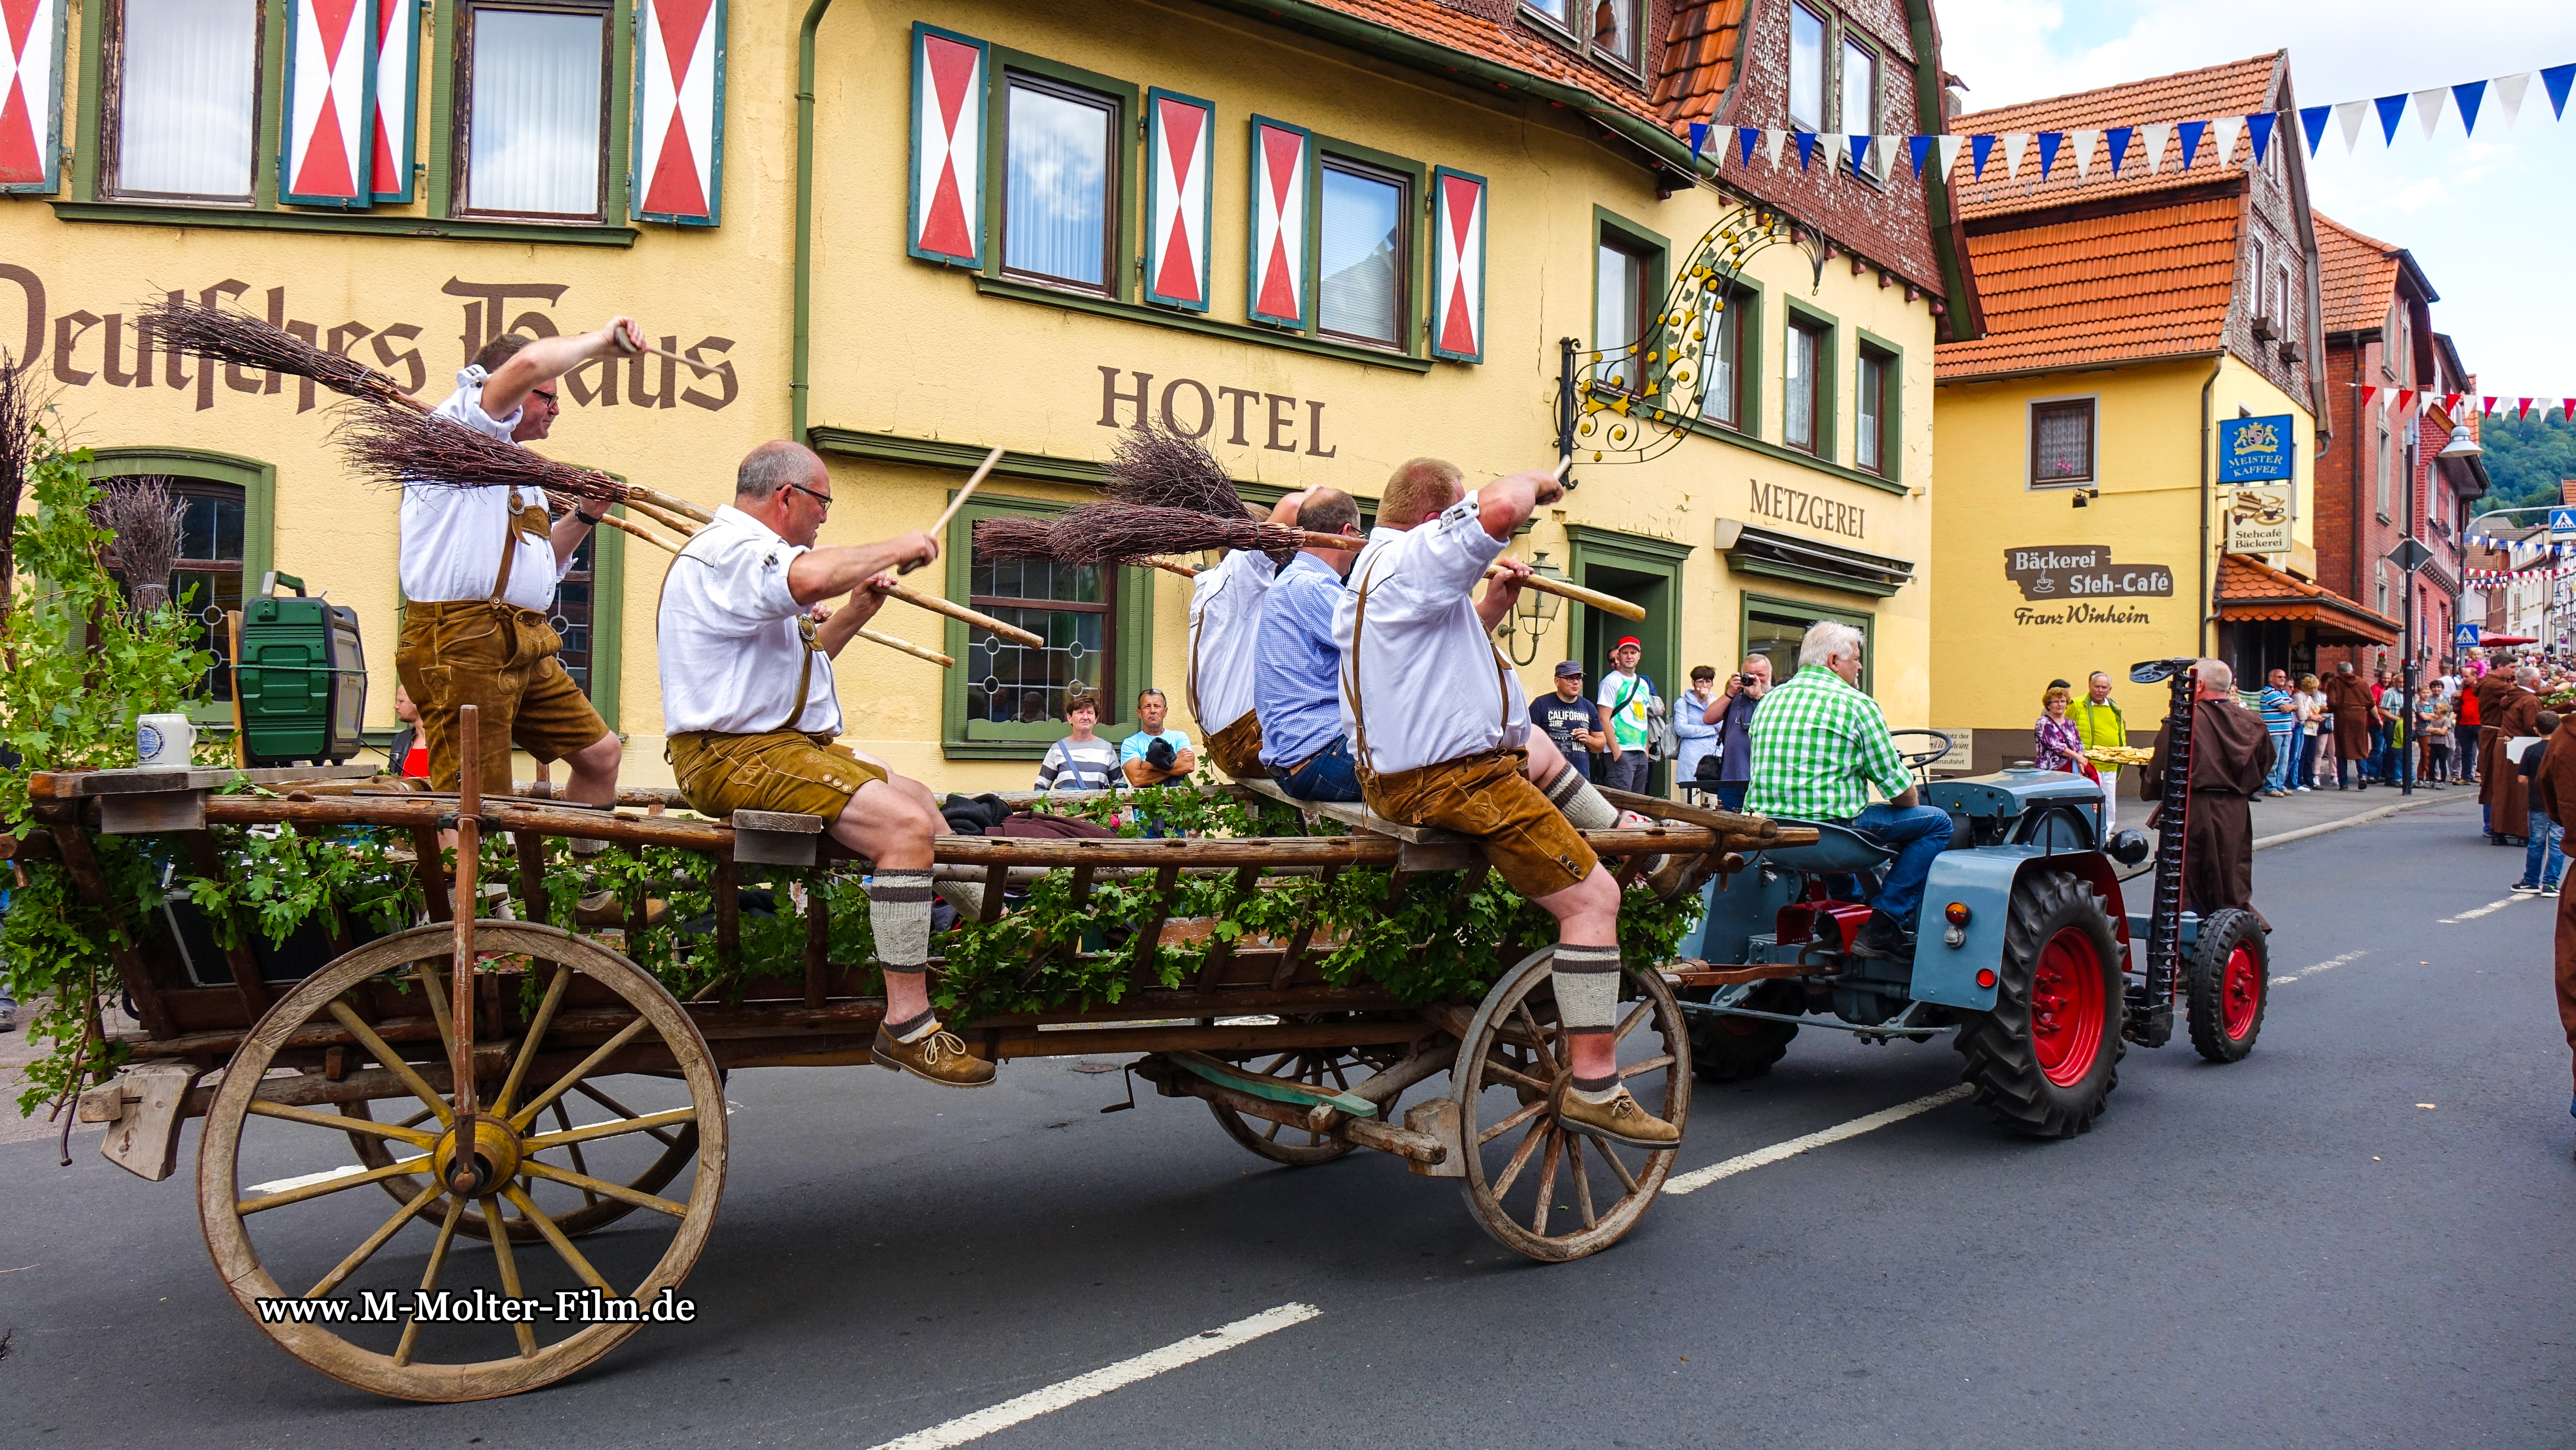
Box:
2376;424;2391;518
1783;317;1824;454
1001;73;1119;293
1317;157;1409;348
1856;346;1892;474
2029;398;2095;486
458;0;612;220
2249;234;2268;318
1840;37;1882;173
106;0;261;202
1596;234;1653;391
1700;291;1744;429
1788;5;1827;130
1521;0;1640;71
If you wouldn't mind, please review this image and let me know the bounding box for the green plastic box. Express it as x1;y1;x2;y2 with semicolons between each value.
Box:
235;574;368;766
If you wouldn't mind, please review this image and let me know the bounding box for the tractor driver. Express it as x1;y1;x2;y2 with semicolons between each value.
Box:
1742;621;1953;961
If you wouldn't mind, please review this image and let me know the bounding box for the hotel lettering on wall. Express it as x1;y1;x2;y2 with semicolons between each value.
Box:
1097;366;1336;455
2005;545;2173;626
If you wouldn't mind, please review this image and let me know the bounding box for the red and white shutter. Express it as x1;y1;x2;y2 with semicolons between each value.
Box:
1143;89;1214;312
908;24;985;266
0;0;64;193
368;0;417;202
1430;167;1487;363
634;0;723;225
281;0;374;207
1246;117;1311;329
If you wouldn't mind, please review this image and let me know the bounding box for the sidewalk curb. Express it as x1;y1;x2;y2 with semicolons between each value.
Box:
2253;791;2462;852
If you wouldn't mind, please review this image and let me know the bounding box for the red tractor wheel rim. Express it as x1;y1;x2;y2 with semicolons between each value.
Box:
2221;944;2262;1040
2030;927;2106;1088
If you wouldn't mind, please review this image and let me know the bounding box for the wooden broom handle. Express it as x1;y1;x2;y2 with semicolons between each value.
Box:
880;582;1044;648
856;627;953;668
1486;564;1647;622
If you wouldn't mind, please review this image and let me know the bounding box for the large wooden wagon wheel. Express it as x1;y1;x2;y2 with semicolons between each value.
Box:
198;921;727;1402
1451;946;1689;1262
1206;1024;1403;1166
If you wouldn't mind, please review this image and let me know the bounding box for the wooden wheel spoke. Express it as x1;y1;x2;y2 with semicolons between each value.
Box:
255;1099;440;1149
509;1017;652;1132
412;958;455;1052
306;1177;445;1300
1566;1133;1598;1230
482;1197;540;1358
324;1001;455;1128
1491;1115;1552;1198
553;1101;599;1208
396;1106;438;1131
502;1184;616;1297
395;1197;466;1368
571;1080;683;1149
1590;1134;1641;1194
521;1159;691;1218
237;1157;427;1216
494;965;573;1120
1481;1060;1551;1096
1617;1054;1675;1080
1475;1094;1549;1146
1611;997;1654;1044
1511;1003;1562;1072
1262;1119;1283;1142
1531;1130;1564;1237
520;1106;698;1153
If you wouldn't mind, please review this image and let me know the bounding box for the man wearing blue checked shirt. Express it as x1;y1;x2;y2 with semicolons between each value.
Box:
1745;620;1953;960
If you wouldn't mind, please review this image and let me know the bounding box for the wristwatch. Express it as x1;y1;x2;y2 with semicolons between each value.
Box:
575;508;604;526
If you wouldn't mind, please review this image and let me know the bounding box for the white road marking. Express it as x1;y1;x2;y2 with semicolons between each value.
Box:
2439;896;2524;924
2270;949;2368;986
245;1153;425;1197
865;1303;1322;1450
1663;1084;1973;1197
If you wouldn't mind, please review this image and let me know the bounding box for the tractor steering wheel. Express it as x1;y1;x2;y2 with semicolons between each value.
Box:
1890;728;1953;772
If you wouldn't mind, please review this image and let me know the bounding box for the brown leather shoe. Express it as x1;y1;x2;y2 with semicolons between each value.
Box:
871;1023;997;1088
575;891;668;929
1553;1083;1681;1149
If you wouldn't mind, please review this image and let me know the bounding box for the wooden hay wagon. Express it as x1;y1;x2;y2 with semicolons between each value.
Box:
29;723;1808;1402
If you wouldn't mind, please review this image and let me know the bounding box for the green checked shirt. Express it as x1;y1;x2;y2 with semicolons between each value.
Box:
1742;665;1913;822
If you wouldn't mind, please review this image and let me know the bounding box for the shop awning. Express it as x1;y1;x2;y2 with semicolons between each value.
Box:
2214;553;2400;645
1721;524;1917;597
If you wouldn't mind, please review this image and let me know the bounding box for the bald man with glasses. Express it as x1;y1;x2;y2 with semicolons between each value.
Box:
395;321;640;819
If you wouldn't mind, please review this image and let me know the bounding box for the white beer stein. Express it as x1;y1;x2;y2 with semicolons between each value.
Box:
137;713;196;769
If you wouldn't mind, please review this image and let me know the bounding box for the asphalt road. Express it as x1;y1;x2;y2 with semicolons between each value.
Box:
5;795;2570;1449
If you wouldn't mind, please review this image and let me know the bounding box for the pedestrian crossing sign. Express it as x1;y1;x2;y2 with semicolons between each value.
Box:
2550;507;2576;536
2455;624;2480;647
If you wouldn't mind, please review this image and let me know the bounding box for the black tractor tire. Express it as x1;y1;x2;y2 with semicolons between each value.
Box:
1688;982;1801;1081
1954;869;2125;1139
2185;907;2269;1063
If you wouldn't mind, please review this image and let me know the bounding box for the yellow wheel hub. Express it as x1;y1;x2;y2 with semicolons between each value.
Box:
431;1115;526;1198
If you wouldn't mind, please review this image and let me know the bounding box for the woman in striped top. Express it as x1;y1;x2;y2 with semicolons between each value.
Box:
1035;692;1122;794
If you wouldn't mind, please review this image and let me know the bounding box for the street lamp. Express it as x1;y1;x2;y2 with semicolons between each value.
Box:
2437;421;2483;459
1498;550;1566;666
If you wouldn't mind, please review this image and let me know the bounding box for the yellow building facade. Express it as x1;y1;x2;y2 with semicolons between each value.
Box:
4;0;1968;789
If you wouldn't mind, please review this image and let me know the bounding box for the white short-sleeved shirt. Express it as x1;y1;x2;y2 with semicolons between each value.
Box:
1186;547;1277;735
657;506;842;737
400;366;572;612
1331;492;1525;776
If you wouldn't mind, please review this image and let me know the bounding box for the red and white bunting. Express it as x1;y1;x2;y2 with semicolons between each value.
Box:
282;0;373;206
0;0;61;192
1143;91;1213;311
369;0;416;201
909;25;984;265
1430;168;1487;363
636;0;722;225
1247;118;1310;329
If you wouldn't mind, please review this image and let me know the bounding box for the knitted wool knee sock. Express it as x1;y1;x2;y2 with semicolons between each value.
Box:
869;869;939;1042
1540;763;1620;832
1552;942;1625;1104
941;878;986;921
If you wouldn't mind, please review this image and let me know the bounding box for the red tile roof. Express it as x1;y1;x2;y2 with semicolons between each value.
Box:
1950;54;2283;222
2217;552;2399;643
1301;0;1676;130
2314;212;2401;334
1935;197;2239;380
1650;0;1752;126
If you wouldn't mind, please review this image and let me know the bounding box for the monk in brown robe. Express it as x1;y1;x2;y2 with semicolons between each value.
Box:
2321;663;2377;789
2482;667;2544;841
2475;661;2517;804
2142;658;2275;924
2528;723;2576;1149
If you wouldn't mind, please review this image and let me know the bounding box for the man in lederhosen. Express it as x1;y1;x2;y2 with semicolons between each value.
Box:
1188;492;1305;779
395;322;637;808
1332;458;1679;1150
658;441;993;1088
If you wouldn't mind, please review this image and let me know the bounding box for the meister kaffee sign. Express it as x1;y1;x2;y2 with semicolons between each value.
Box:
2004;546;2175;602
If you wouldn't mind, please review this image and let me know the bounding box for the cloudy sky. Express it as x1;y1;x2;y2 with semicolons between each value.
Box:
1935;0;2576;392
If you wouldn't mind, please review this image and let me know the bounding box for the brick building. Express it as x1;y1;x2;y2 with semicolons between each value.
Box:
2310;213;2489;678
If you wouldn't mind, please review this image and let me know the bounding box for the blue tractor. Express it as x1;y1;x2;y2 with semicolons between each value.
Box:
1674;658;2271;1137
